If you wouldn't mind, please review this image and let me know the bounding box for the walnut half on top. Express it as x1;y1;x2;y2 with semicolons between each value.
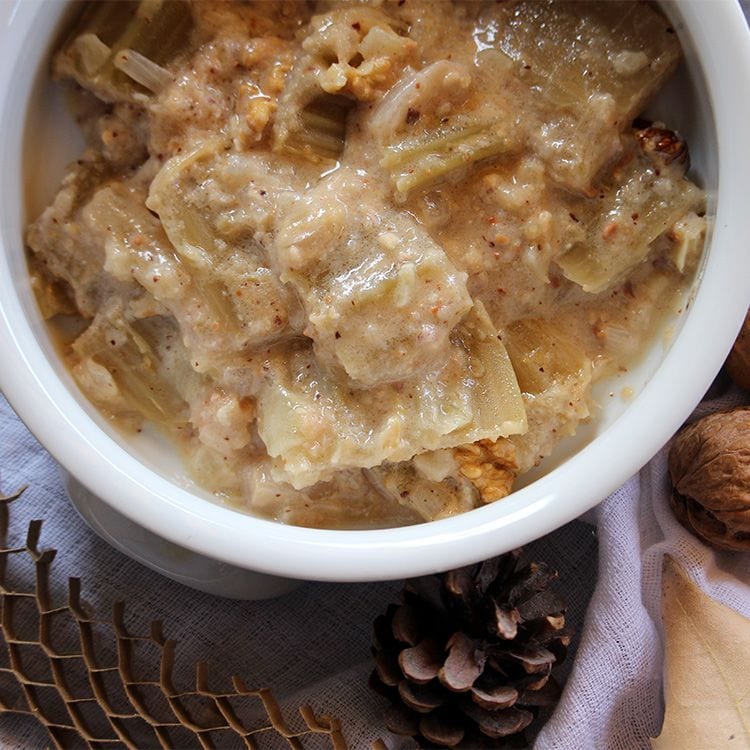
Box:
667;408;750;552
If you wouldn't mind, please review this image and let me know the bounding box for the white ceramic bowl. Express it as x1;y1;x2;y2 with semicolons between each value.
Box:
1;1;749;597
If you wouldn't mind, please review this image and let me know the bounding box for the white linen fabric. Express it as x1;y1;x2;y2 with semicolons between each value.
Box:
535;381;750;750
0;376;747;750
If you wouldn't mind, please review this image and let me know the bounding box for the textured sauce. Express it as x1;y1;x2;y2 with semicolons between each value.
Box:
28;1;705;528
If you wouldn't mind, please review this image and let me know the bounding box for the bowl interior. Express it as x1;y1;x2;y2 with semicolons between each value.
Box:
1;0;745;582
7;2;720;500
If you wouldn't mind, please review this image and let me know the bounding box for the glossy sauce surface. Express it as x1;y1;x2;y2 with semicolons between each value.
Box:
28;1;705;528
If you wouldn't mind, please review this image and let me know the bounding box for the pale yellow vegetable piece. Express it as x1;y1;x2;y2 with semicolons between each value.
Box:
276;169;473;386
148;143;297;349
147;140;226;266
382;120;514;199
503;317;593;473
72;306;191;429
503;317;591;395
454;304;527;442
246;464;418;530
87;183;237;342
481;0;681;191
367;461;478;522
557;161;703;294
55;0;192;103
492;1;679;115
652;558;750;750
256;304;526;489
278;94;354;162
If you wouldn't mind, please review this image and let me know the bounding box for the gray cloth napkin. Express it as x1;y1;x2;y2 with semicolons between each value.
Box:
1;376;748;749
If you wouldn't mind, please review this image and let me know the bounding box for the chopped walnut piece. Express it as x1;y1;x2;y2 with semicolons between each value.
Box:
453;438;518;504
234;83;278;145
635;124;688;168
245;98;276;139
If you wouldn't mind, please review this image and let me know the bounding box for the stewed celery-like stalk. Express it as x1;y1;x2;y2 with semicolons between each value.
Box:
381;121;512;199
491;1;680;117
556;165;703;294
147;142;238;328
73;311;190;427
503;318;591;396
56;0;193;102
277;94;355;162
473;1;681;192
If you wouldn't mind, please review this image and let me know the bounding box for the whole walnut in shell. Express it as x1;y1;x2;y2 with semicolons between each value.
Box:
668;409;750;551
726;310;750;391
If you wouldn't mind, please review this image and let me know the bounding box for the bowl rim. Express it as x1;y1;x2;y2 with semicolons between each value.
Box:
1;0;749;582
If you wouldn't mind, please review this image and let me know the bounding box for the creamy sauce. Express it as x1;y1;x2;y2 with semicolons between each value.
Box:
28;1;705;528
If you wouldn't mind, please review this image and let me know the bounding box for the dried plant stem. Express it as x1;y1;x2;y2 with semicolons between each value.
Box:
0;486;349;749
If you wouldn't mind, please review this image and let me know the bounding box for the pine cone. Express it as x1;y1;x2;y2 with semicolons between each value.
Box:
371;551;570;748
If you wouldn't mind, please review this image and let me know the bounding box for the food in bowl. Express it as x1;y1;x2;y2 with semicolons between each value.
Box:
27;0;706;529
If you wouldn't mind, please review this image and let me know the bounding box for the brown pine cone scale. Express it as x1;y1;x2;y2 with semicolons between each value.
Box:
371;550;570;748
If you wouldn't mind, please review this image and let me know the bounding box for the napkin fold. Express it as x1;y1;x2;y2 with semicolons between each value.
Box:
536;381;750;750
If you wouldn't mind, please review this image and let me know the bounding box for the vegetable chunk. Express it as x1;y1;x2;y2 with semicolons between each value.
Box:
556;132;703;293
276;169;473;385
478;0;681;191
257;305;526;489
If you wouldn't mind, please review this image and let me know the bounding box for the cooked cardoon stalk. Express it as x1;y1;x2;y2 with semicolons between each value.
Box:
477;0;682;192
556;134;704;294
169;204;238;328
278;94;355;162
73;312;190;428
147;143;238;327
382;121;512;198
113;48;174;92
55;0;193;102
106;327;181;424
60;0;138;50
556;187;702;294
503;318;591;395
495;1;680;115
